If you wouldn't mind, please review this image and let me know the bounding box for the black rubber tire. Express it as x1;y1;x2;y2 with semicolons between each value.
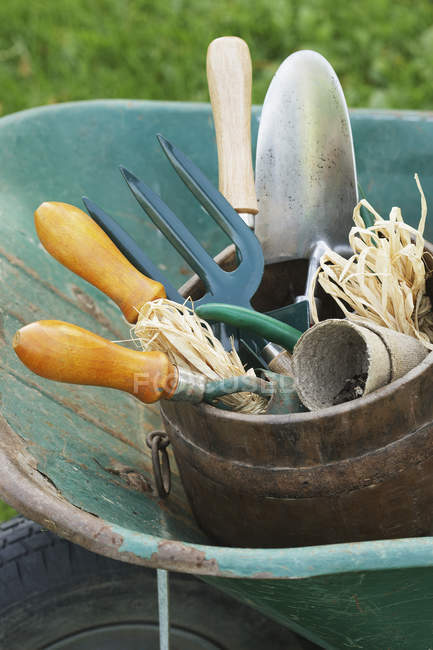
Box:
0;516;316;650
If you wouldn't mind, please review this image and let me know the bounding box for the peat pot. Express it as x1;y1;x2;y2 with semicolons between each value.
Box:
161;250;433;548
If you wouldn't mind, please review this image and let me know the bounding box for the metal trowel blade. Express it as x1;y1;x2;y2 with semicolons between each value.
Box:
255;49;358;267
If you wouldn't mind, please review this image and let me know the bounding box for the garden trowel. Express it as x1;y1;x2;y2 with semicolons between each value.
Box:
255;49;358;322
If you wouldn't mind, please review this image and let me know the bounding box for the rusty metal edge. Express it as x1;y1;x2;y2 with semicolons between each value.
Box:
0;412;232;576
2;412;433;581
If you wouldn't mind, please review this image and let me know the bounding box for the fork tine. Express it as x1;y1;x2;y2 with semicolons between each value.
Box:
156;134;264;287
120;166;226;296
82;196;184;303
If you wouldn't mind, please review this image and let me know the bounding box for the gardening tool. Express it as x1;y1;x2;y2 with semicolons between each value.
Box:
206;36;300;371
206;36;257;229
118;135;267;354
197;301;301;376
82;196;183;303
34;201;167;324
81;196;239;354
83;143;310;342
82;194;292;369
255;50;358;320
80;118;307;365
35;201;261;401
13;320;301;414
196;303;302;351
197;302;430;407
148;135;311;365
120;137;264;310
82;191;297;373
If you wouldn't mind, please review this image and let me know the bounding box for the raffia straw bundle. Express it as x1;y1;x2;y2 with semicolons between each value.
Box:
309;174;433;350
133;298;268;414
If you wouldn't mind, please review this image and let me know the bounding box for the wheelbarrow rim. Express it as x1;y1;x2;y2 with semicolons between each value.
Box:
1;412;433;580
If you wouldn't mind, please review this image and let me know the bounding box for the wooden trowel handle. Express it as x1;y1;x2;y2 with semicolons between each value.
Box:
13;320;178;403
35;202;166;323
207;36;258;216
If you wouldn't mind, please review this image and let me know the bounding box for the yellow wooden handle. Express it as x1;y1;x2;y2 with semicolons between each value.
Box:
35;202;166;323
207;36;258;215
13;320;178;403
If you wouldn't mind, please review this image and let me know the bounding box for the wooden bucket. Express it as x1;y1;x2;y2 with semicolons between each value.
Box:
160;249;433;548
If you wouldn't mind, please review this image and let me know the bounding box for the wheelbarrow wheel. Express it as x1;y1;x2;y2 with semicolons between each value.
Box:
0;516;317;649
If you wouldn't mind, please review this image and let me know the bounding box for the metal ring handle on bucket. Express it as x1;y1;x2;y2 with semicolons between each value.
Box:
146;430;171;498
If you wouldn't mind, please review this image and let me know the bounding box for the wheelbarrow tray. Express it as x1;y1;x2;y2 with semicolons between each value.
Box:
1;100;433;650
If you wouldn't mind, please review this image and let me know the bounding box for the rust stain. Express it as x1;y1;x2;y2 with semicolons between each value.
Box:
92;523;124;546
0;246;123;338
89;525;219;574
152;540;220;572
100;459;152;494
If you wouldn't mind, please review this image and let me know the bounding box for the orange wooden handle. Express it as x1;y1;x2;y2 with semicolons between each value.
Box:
13;320;178;403
207;36;258;215
35;202;166;323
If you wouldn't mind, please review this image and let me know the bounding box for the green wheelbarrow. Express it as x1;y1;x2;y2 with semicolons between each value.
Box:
1;100;433;650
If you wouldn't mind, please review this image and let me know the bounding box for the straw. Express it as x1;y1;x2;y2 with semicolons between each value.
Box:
133;298;268;414
309;174;433;350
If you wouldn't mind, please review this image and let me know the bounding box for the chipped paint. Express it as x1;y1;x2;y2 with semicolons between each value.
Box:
111;523;433;580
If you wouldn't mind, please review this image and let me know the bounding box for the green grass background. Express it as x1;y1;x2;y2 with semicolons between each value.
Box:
1;0;433;118
1;0;433;522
